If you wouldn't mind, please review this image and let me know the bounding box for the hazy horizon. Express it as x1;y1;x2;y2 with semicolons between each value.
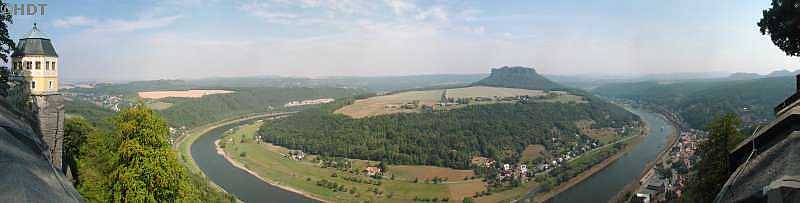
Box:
8;1;800;81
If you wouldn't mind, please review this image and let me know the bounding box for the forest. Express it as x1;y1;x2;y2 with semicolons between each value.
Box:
257;95;639;169
592;76;795;130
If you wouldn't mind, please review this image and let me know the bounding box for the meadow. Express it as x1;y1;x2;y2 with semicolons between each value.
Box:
222;122;487;202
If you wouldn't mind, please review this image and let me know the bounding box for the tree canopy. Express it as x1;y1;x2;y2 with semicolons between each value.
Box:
107;104;195;202
66;104;207;202
759;0;800;56
684;113;742;202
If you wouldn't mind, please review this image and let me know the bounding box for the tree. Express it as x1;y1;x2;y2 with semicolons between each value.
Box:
759;0;800;56
462;197;475;203
107;104;195;202
0;2;14;63
684;113;741;202
378;160;387;172
0;3;14;96
63;117;93;183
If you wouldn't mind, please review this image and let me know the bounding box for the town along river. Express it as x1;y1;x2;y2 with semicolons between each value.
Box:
546;107;676;203
191;118;317;203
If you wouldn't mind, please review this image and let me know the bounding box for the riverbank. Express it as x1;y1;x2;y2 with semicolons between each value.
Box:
173;112;294;200
533;131;647;202
214;139;329;203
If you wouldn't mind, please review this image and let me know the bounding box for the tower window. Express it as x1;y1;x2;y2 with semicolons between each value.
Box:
26;61;31;70
35;61;40;70
52;62;56;70
48;81;52;89
45;61;49;70
31;81;35;89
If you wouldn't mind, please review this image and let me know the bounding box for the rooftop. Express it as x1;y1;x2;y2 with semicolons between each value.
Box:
11;24;58;57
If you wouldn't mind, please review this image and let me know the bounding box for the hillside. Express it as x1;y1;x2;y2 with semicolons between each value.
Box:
592;76;794;129
260;68;640;169
473;66;564;90
65;87;366;129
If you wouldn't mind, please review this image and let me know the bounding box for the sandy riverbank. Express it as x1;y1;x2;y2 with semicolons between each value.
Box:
214;139;329;203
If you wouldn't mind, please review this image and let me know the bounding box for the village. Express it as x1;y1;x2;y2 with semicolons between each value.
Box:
635;129;706;202
62;91;127;112
283;98;336;107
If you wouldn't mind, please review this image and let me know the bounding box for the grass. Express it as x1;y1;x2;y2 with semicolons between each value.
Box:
521;144;551;162
334;89;442;118
221;121;486;202
146;101;173;110
390;165;475;182
445;86;546;98
576;120;629;144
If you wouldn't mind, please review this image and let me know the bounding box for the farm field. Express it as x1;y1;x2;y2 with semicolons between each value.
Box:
138;89;235;99
221;122;486;202
333;89;443;118
521;144;551;162
335;85;585;118
445;86;546;98
576;120;640;144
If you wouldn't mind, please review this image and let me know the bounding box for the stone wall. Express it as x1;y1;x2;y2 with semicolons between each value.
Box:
31;93;64;172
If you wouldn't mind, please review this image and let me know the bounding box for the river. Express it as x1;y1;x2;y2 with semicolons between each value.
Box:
190;118;318;203
547;108;676;203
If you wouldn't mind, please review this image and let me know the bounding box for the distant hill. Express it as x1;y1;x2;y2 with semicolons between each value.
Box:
767;69;798;77
723;69;800;80
727;72;764;80
473;66;564;90
593;76;795;130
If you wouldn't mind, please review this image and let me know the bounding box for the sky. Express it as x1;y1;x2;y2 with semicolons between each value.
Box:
6;0;799;81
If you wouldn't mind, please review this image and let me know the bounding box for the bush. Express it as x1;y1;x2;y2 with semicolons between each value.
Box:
463;197;475;203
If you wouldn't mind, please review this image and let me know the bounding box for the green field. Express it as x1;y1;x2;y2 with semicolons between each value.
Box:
221;122;486;202
146;101;173;110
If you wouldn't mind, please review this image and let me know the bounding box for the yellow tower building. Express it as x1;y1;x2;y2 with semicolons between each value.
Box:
11;23;59;95
9;23;65;172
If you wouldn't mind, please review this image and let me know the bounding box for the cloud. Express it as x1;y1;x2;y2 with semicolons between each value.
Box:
53;16;97;28
54;15;181;33
88;15;182;33
384;0;416;16
415;7;448;22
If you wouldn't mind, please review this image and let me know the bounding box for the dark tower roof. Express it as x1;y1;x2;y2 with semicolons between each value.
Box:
11;23;58;57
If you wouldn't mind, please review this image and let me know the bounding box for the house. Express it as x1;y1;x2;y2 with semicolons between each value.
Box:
288;150;305;160
365;166;382;176
503;164;511;171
